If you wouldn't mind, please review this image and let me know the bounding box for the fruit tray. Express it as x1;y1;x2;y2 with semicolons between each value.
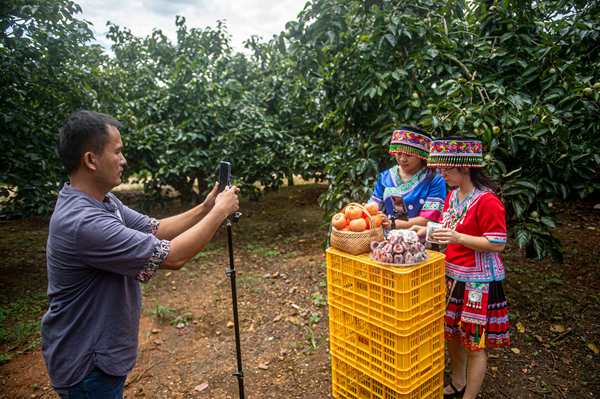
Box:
368;251;430;268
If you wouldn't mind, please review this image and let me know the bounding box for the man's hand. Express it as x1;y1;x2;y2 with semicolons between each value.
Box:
378;211;392;230
202;182;219;210
409;225;426;237
215;185;240;217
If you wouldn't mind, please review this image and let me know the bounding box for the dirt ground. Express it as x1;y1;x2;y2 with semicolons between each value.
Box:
0;184;599;398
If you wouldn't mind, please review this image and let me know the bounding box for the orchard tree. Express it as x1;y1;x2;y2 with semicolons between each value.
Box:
282;0;600;261
104;18;328;208
0;0;105;218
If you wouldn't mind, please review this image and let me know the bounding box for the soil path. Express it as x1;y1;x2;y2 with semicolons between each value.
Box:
1;185;599;398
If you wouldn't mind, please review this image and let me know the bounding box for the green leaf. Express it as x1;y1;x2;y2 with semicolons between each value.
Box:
385;33;396;47
513;197;527;218
278;34;287;54
515;180;537;190
515;227;532;248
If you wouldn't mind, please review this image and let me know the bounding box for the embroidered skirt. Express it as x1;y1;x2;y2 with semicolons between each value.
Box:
445;276;510;351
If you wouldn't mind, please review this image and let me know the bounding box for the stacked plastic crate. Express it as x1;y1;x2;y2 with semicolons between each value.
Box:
326;247;446;399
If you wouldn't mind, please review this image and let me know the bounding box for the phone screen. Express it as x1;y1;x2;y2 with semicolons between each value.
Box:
218;161;230;193
391;195;409;221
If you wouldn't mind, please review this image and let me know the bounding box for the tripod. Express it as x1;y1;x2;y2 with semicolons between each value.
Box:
225;212;245;399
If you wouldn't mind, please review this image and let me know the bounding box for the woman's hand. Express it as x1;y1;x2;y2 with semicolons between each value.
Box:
409;225;426;237
432;228;461;244
378;211;392;229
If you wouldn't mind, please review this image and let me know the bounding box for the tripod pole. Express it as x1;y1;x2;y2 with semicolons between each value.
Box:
226;219;245;399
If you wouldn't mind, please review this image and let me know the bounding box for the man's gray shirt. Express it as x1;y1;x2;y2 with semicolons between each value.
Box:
41;183;167;388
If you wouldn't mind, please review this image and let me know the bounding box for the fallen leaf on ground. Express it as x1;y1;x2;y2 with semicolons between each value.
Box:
194;383;208;392
511;348;521;355
550;324;565;333
488;354;499;359
561;357;571;364
528;377;536;382
534;335;543;342
491;367;498;372
516;322;525;333
587;342;600;354
153;339;162;345
531;361;539;367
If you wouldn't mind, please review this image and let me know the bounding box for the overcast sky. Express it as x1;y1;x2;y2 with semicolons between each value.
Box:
75;0;309;54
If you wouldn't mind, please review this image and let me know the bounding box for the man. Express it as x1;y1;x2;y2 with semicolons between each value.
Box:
41;110;240;398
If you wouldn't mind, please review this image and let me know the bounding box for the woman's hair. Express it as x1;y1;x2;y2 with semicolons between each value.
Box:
457;167;498;194
421;158;437;182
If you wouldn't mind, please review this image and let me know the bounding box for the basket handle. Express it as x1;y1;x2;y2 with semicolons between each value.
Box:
342;202;376;225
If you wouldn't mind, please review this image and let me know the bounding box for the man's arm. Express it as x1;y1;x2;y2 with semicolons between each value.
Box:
160;185;239;270
154;183;219;240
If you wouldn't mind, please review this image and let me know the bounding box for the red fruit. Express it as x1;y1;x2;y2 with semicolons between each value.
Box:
371;214;382;227
363;216;371;230
349;218;367;232
331;213;347;230
345;205;363;220
364;203;379;216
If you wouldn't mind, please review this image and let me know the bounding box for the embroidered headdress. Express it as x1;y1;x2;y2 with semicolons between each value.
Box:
388;126;432;160
428;137;483;168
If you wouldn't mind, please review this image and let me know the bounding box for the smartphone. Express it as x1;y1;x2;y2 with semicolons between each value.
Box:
218;161;231;194
391;195;409;221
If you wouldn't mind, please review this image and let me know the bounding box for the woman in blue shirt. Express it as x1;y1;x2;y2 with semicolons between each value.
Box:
369;126;447;231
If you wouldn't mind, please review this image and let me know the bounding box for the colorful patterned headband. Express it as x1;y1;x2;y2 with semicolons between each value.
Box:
427;138;483;168
389;129;431;160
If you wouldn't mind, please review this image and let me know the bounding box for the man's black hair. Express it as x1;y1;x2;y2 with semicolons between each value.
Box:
58;111;124;174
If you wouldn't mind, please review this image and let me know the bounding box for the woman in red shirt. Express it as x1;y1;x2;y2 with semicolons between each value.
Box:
412;137;509;399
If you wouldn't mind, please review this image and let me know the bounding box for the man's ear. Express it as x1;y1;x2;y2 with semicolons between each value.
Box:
82;151;98;171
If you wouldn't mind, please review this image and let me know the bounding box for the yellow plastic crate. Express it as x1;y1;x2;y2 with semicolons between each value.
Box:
331;354;444;399
328;304;444;391
326;247;445;334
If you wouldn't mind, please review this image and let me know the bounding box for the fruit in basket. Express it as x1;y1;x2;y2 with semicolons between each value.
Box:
363;202;379;216
363;216;371;229
331;213;347;230
371;214;382;227
394;254;404;264
393;244;404;254
342;225;352;231
344;205;363;220
349;218;367;232
370;241;380;252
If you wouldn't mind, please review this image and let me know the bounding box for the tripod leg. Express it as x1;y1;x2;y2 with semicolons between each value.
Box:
226;220;245;399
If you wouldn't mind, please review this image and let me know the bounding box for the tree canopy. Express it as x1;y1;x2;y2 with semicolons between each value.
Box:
1;0;599;261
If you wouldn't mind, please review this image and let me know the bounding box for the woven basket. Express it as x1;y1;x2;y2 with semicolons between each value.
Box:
330;203;385;255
